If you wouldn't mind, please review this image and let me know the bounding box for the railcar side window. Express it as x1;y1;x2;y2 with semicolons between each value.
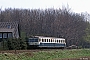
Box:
57;40;58;43
62;40;64;43
42;39;43;42
62;40;63;43
47;39;48;42
59;40;60;43
55;40;57;42
51;39;52;42
49;39;50;42
52;39;54;42
61;40;62;43
53;39;54;42
45;39;46;42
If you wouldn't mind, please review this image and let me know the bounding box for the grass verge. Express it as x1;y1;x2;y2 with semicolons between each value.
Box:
0;49;90;60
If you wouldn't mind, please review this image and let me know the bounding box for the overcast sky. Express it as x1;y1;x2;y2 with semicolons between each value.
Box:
0;0;90;13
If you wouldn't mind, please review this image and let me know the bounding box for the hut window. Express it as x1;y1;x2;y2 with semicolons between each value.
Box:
7;25;11;29
8;33;12;38
3;33;7;38
0;33;2;38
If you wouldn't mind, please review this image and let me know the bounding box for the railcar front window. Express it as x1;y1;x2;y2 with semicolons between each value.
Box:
39;39;41;42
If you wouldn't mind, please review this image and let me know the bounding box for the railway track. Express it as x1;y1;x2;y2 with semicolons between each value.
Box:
0;49;64;53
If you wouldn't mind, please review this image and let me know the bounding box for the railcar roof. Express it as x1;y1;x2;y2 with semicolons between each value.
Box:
35;36;65;40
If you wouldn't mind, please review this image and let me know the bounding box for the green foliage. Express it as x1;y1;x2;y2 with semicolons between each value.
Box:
83;23;90;43
0;39;9;50
10;38;27;50
20;32;26;39
0;38;27;50
0;32;27;50
7;32;28;50
20;32;27;49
